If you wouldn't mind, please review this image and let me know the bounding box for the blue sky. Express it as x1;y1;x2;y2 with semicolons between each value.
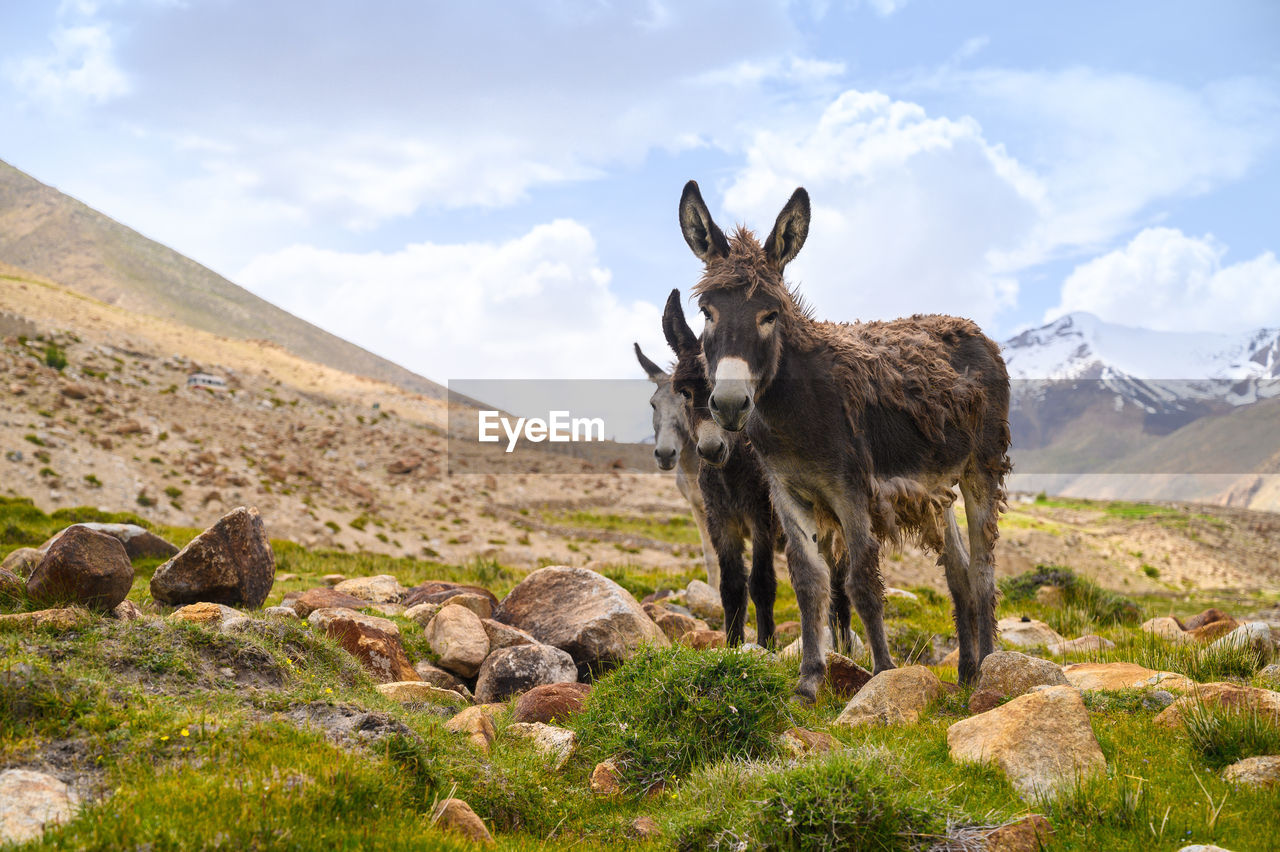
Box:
2;0;1278;386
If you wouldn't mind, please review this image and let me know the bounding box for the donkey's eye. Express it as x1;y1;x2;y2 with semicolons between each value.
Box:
761;311;779;325
679;388;693;400
700;306;713;321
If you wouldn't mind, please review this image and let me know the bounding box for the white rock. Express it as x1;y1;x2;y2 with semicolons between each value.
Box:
0;769;79;845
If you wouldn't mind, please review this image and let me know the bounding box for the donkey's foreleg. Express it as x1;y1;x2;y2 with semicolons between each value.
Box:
682;465;720;589
748;507;777;648
709;513;749;647
773;491;830;703
960;474;1000;668
940;506;979;685
842;515;894;675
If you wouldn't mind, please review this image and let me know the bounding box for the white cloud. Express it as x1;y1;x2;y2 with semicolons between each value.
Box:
1049;228;1280;333
236;220;665;382
8;22;128;107
720;90;1041;328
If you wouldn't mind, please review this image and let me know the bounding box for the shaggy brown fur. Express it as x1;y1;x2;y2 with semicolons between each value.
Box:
678;179;1012;697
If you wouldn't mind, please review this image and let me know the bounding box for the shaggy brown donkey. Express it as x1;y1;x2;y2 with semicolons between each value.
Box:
662;288;778;648
677;180;1012;700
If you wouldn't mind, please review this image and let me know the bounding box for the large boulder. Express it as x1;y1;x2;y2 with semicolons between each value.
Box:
1183;608;1233;631
975;651;1070;701
424;604;490;678
1062;662;1191;692
0;768;80;845
474;644;578;704
1208;622;1274;660
834;666;943;727
150;507;275;608
996;617;1065;649
313;607;418;683
42;523;178;561
26;525;133;611
495;565;667;674
481;618;539;650
333;574;406;604
947;685;1106;800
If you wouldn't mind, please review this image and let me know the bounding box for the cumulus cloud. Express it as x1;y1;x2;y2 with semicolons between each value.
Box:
1049;228;1280;333
236;220;666;382
718;90;1041;327
8;22;128;107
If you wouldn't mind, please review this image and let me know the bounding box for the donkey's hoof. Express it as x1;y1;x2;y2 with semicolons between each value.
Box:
791;679;820;705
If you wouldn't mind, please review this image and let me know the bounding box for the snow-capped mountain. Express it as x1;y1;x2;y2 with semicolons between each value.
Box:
1002;312;1280;411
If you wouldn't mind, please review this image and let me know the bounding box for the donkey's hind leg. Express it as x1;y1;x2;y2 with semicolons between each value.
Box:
959;470;1001;667
817;530;853;655
940;506;979;684
844;526;895;675
772;489;831;703
748;506;777;648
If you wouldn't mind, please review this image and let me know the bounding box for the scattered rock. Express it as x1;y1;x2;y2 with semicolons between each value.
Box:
968;689;1004;714
1;547;43;579
150;507;275;608
677;629;726;649
431;798;493;845
413;662;473;699
824;652;873;700
1141;616;1194;644
1208;622;1273;660
287;587;369;618
778;727;840;759
404;602;442;627
591;760;624;797
442;592;493;620
474;643;578;704
480;618;539;651
333;574;406;604
1259;663;1280;686
402;581;499;611
984;814;1053;852
313;607;418;683
424;604;490;678
264;605;298;620
685;579;724;625
322;574;346;586
169;601;241;625
774;620;801;645
1183;608;1232;631
112;599;145;621
513;682;591;724
506;722;576;769
996;616;1065;649
646;606;707;641
1188;618;1241;643
1221;755;1280;788
1062;662;1170;692
495;565;667;675
1047;634;1116;655
834;666;943;727
938;647;960;668
1155;683;1280;728
947;685;1106;800
975;651;1070;702
26;525;133;612
629;815;662;839
308;607;400;636
0;768;80;845
375;681;469;708
42;522;178;561
445;705;499;751
1142;690;1176;710
0;607;91;630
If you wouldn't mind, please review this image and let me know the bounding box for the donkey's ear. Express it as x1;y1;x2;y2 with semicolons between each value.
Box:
763;187;810;270
634;343;666;382
679;180;729;264
661;289;699;356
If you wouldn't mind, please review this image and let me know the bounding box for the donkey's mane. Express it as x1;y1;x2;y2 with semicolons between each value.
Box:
692;227;815;321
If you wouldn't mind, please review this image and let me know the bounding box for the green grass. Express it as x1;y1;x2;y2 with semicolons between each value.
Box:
1001;564;1141;625
1183;701;1280;770
544;510;702;545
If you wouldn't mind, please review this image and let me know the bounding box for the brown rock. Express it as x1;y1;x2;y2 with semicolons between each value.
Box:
968;688;1004;714
1;548;43;580
442;593;493;620
0;607;91;630
685;579;724;625
27;525;133;612
1141;616;1194;644
496;565;668;674
286;587;369;618
1221;755;1280;787
997;617;1065;649
1062;662;1188;692
386;456;423;475
112;599;145;621
375;681;469;708
60;383;89;399
431;798;493;845
513;682;591;724
630;815;662;839
985;814;1053;852
824;652;873;700
647;607;707;641
774;620;801;645
778;727;840;758
402;581;498;610
42;523;178;561
150;507;275;608
1047;635;1116;655
481;618;539;650
474;644;578;704
0;568;23;599
322;573;346;586
445;705;499;751
938;647;960;668
315;608;418;683
834;666;943;727
1183;607;1232;631
677;629;726;650
0;768;80;845
1155;683;1280;728
590;760;624;797
169;601;240;625
308;607;400;636
424;604;490;678
413;661;473;698
404;602;442;627
1188;618;1240;643
332;574;406;604
975;651;1070;701
947;685;1106;800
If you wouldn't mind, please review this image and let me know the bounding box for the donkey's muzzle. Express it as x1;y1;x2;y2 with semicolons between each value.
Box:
696;433;730;468
654;447;677;471
709;390;751;432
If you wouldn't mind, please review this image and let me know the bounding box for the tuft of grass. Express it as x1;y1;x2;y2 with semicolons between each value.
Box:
1183;701;1280;770
43;343;67;371
1000;564;1141;625
1109;631;1270;683
573;645;792;793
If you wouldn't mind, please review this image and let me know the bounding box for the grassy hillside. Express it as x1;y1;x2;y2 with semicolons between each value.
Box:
0;160;446;399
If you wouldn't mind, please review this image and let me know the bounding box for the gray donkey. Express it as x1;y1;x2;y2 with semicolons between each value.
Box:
634;343;720;588
678;180;1012;701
